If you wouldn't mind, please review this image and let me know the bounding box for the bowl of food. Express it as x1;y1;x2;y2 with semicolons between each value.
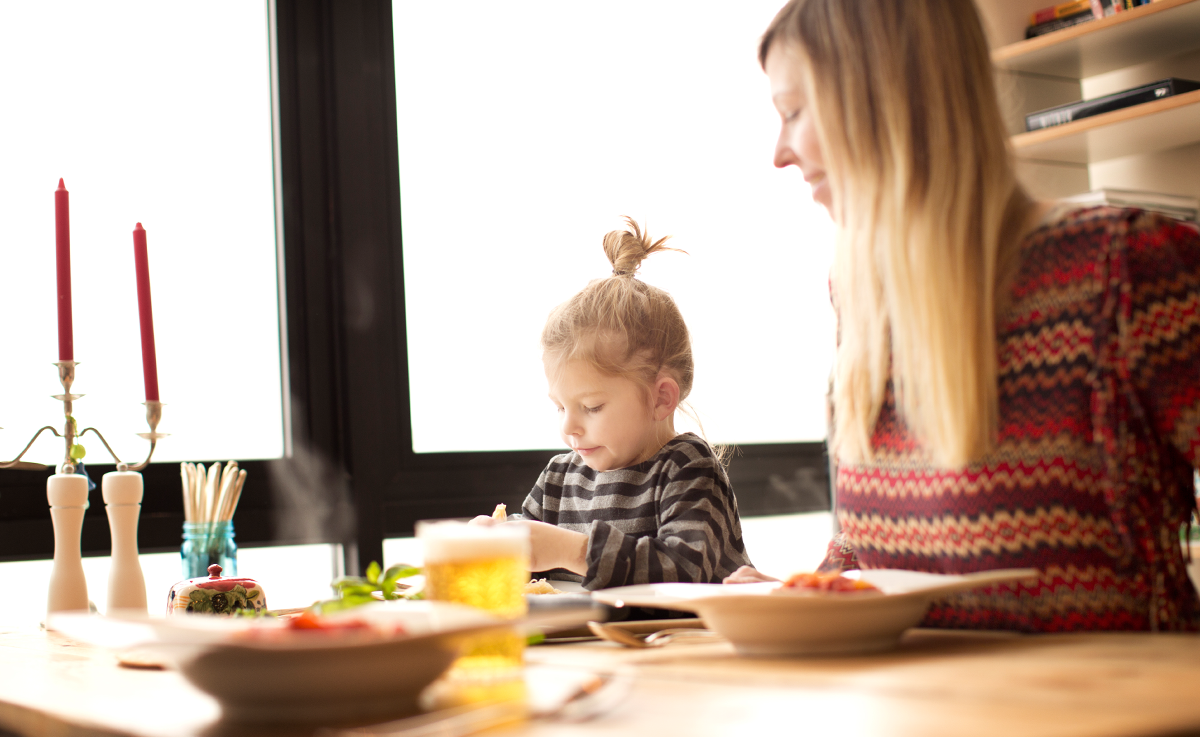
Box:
49;600;506;724
590;568;1037;656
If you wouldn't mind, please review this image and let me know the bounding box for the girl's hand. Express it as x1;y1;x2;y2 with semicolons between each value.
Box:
511;520;588;575
723;566;780;584
467;515;498;527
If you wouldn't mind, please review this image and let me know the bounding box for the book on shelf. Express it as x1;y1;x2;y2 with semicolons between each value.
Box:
1029;0;1092;25
1024;78;1200;131
1025;0;1121;37
1060;188;1199;221
1025;10;1095;38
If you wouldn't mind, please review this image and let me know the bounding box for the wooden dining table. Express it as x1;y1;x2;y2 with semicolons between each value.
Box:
2;624;1199;737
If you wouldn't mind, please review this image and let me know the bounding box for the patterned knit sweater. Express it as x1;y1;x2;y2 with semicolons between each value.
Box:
519;433;751;590
824;207;1200;632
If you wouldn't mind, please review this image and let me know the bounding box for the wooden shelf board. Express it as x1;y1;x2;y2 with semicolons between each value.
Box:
992;0;1200;79
1012;88;1200;164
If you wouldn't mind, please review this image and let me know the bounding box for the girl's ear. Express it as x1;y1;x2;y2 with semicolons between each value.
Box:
651;373;681;421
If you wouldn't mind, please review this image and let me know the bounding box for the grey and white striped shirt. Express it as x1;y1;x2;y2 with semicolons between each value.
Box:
519;433;752;590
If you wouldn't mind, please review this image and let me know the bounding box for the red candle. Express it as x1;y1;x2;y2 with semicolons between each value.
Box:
132;223;160;402
55;179;73;362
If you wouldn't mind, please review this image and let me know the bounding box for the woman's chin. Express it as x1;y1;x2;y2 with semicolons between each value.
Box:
810;182;833;213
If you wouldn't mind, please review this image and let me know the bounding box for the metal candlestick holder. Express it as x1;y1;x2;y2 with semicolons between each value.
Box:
0;361;166;473
1;359;167;619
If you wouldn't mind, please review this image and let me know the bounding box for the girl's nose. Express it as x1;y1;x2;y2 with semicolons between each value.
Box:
561;409;584;437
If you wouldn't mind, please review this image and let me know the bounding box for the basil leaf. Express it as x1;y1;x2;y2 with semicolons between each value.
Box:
383;564;421;580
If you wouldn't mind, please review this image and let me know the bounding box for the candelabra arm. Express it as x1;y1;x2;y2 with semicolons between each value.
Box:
78;427;123;467
123;439;158;473
0;426;59;471
125;401;167;472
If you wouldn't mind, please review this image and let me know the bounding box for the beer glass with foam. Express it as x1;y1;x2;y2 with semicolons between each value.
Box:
417;519;529;702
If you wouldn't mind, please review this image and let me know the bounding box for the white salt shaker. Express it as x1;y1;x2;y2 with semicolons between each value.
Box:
47;472;90;614
103;471;147;613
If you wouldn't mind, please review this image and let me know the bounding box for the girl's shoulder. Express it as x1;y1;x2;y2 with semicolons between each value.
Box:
628;434;731;496
651;433;719;467
642;434;732;484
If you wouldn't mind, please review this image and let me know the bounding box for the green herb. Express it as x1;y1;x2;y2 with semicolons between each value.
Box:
310;561;422;614
232;606;276;618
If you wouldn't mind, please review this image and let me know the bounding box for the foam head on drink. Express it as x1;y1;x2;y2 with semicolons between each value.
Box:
420;521;529;619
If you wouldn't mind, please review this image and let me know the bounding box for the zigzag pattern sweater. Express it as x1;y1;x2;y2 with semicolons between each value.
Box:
824;207;1200;632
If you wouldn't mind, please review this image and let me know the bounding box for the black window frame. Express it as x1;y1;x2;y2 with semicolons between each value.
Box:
0;0;832;574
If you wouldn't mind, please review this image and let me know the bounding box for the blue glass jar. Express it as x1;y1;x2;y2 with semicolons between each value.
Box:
181;521;237;579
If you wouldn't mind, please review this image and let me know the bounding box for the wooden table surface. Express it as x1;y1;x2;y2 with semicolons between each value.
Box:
2;626;1199;737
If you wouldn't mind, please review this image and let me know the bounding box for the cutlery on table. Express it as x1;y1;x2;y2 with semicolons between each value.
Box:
586;621;720;648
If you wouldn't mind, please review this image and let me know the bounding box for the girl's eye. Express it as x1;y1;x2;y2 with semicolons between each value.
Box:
585;405;604;414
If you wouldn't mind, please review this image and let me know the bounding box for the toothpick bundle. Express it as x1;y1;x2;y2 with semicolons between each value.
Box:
179;460;246;524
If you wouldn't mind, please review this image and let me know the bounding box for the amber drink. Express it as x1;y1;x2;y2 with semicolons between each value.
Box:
418;520;529;703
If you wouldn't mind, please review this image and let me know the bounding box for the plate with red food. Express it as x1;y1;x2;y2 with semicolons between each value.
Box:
48;601;510;724
590;568;1038;656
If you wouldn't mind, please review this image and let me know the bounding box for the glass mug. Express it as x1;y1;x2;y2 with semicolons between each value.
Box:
416;519;529;704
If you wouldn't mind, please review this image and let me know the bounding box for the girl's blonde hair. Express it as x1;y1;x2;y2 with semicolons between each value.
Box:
761;0;1034;467
541;217;692;400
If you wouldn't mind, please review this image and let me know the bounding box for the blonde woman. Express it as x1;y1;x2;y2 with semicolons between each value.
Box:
726;0;1200;632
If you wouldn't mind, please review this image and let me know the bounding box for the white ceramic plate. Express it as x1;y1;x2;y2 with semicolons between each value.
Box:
590;568;1039;656
49;601;507;724
546;580;588;594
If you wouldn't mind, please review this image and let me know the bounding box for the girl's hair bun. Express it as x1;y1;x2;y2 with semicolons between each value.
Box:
603;217;683;277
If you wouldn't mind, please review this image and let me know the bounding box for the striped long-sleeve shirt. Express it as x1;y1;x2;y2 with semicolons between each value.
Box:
518;433;751;590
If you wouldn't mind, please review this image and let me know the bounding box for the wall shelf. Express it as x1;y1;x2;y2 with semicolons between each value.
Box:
1011;88;1200;164
993;0;1200;79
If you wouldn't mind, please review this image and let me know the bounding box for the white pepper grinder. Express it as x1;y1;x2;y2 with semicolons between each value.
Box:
103;470;147;613
46;471;90;614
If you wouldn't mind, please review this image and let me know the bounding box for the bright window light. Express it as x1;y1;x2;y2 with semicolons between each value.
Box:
0;2;283;465
394;1;836;453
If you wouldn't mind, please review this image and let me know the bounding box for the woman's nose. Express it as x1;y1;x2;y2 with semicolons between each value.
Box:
774;130;797;169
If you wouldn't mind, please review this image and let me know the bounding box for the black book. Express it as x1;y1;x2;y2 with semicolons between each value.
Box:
1025;78;1200;131
1025;10;1094;38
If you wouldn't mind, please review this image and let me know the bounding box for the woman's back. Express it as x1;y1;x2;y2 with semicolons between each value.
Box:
831;206;1200;632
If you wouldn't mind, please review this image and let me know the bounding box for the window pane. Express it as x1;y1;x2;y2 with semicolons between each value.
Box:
394;1;836;453
0;2;283;464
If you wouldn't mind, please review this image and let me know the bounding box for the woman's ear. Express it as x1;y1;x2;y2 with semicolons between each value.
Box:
651;373;681;421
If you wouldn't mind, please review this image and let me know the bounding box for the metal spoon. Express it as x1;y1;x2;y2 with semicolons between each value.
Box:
587;621;719;648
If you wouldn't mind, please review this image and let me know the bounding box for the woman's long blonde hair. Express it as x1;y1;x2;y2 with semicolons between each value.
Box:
762;0;1034;467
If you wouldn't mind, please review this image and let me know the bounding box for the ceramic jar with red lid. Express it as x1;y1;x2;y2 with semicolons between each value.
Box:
167;564;267;615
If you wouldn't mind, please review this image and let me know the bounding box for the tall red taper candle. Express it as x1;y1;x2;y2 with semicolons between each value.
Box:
55;179;73;361
132;223;160;402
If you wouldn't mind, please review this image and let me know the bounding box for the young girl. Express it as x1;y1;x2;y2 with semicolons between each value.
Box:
480;218;751;590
